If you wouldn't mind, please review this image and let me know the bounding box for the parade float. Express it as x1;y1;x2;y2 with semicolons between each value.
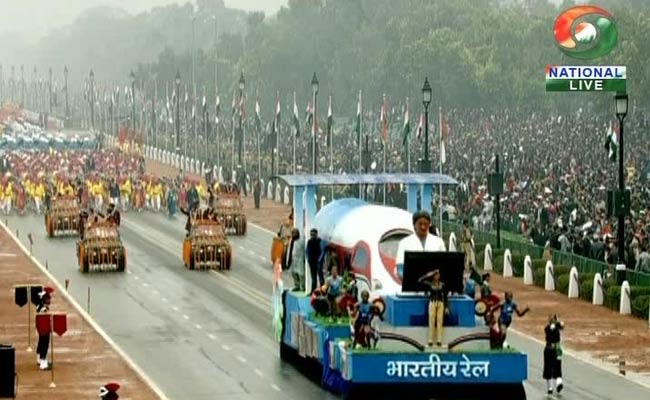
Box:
273;199;527;400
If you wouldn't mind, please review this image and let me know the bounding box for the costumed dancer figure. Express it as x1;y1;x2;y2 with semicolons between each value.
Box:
33;177;45;214
151;178;163;212
491;291;529;346
322;265;343;322
99;382;120;400
167;184;178;217
36;286;54;370
3;177;13;215
15;181;26;215
543;314;565;395
418;269;448;347
460;219;476;270
120;176;131;212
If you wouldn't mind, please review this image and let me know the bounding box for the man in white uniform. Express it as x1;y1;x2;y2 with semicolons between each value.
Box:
396;210;446;279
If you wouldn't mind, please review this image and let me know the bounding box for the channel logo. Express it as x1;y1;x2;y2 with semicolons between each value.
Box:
553;5;618;60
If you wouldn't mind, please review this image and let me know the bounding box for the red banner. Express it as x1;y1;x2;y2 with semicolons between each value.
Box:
36;314;51;336
52;313;67;336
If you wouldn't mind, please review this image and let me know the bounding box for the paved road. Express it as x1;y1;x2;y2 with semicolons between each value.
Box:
7;213;650;400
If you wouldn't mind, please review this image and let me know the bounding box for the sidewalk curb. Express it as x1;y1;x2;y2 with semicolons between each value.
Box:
0;220;170;400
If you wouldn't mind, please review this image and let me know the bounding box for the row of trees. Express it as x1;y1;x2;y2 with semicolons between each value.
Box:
4;0;649;117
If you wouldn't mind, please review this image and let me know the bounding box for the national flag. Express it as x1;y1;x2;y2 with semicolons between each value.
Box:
202;94;207;112
604;121;618;161
440;112;448;165
215;95;220;124
231;91;236;119
304;102;313;129
272;94;281;135
254;97;261;132
327;96;333;147
355;94;361;145
292;94;300;137
380;97;388;143
401;101;411;147
415;112;424;140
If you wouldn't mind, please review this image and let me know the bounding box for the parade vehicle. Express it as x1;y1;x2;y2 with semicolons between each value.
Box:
77;221;126;272
44;196;81;237
214;191;247;235
275;239;527;400
182;219;232;270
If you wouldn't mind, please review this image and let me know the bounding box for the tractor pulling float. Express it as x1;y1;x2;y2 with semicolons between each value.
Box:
214;189;247;236
76;221;126;273
182;219;232;270
44;196;81;237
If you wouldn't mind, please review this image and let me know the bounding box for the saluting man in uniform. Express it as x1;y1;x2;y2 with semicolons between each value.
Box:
395;210;446;279
36;286;54;370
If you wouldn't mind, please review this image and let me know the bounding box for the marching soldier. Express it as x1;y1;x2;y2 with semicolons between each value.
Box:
253;174;261;209
544;314;565;394
99;382;120;400
36;286;54;370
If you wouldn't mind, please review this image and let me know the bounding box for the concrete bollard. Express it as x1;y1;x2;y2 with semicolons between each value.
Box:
260;179;265;197
267;182;273;199
275;184;282;202
284;187;291;205
544;260;555;291
523;255;533;285
620;280;631;315
593;273;604;305
503;249;513;278
448;232;457;252
320;196;326;209
483;244;493;271
180;156;185;170
568;267;580;298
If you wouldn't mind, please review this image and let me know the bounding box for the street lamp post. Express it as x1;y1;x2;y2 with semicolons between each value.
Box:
421;77;432;173
64;66;69;122
48;67;53;115
238;72;245;167
615;92;629;278
175;71;181;153
311;73;319;174
89;70;95;129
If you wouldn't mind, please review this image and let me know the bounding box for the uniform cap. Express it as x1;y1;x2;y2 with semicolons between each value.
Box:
39;286;54;298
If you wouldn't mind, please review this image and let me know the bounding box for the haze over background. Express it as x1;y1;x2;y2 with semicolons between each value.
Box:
0;0;287;42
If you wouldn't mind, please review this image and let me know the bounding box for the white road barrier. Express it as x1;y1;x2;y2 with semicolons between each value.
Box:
503;248;513;278
523;255;533;285
284;187;290;205
267;182;273;199
545;260;555;291
620;280;631;315
275;184;281;203
448;232;457;252
483;244;493;271
568;266;579;298
593;273;604;305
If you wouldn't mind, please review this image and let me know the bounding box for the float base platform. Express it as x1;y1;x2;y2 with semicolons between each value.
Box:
279;291;528;400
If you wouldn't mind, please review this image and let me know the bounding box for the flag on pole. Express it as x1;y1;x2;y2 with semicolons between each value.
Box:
293;94;300;137
215;95;220;124
202;94;207;112
231;91;236;120
238;94;246;119
604;121;618;161
380;96;388;143
255;97;261;132
401;101;411;147
273;94;281;134
440;111;448;165
416;112;424;140
304;102;313;130
327;96;333;148
355;94;361;145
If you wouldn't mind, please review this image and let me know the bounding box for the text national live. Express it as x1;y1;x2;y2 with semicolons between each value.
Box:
546;66;626;79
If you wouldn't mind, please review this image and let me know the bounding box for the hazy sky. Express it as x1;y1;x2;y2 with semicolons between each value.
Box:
0;0;287;42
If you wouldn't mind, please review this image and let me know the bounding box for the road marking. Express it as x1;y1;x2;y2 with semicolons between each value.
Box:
258;256;266;261
238;245;245;250
236;355;247;363
221;344;231;351
172;306;179;312
195;324;202;329
161;298;168;303
209;270;271;307
134;275;140;280
207;333;216;340
183;314;189;320
250;222;276;236
152;290;159;295
254;368;263;377
126;270;133;274
0;253;18;257
142;282;149;288
248;249;255;255
271;384;281;392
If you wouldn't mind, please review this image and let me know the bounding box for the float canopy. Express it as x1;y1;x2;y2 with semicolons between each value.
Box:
275;173;458;187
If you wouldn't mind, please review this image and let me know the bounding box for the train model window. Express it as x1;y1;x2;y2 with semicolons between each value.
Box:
351;245;369;271
378;229;412;258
